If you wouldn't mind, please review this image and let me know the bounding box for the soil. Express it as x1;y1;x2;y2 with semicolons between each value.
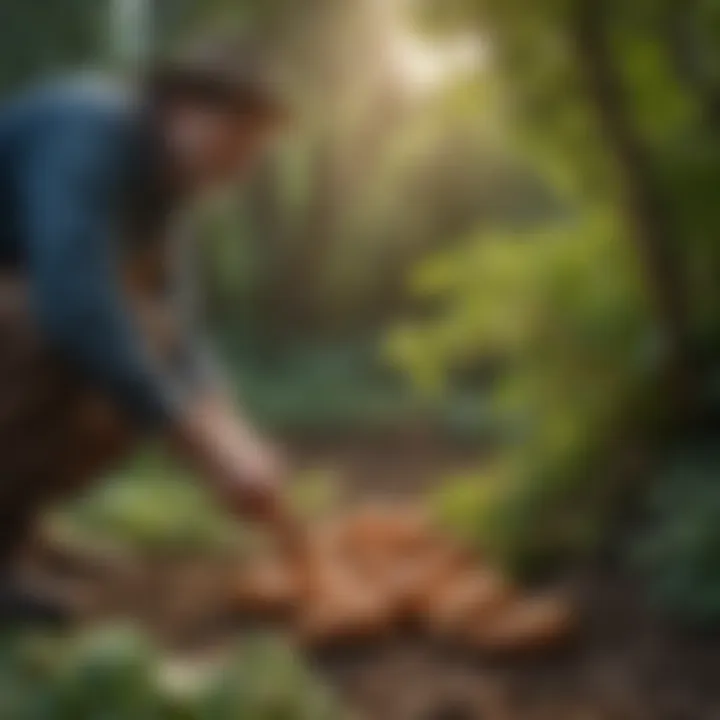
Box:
23;439;720;720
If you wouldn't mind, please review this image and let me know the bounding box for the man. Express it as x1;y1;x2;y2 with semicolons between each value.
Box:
0;40;291;619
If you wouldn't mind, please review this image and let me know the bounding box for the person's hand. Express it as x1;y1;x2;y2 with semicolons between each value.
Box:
211;430;287;522
170;395;291;527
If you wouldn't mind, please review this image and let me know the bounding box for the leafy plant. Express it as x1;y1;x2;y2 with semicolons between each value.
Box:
393;213;657;574
632;441;720;627
0;627;346;720
55;454;246;556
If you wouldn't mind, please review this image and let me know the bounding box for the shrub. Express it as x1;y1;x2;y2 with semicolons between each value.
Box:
632;440;720;627
0;626;346;720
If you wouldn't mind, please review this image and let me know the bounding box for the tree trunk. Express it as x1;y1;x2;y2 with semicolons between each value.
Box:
572;0;695;408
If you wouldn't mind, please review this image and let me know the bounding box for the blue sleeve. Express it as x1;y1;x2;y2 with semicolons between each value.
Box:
21;109;179;430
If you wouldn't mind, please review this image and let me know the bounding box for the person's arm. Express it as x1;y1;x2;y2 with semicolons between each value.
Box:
166;220;291;524
22;108;288;526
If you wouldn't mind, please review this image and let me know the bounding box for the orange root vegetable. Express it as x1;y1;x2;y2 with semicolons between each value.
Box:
297;591;394;647
422;568;516;636
396;546;475;620
232;503;578;653
295;560;396;646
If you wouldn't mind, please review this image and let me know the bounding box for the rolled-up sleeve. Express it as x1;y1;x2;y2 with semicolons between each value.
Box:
21;109;180;431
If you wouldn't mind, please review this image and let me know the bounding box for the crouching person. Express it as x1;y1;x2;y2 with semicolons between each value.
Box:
0;39;290;622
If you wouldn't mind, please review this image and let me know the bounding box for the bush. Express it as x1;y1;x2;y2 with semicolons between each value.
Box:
55;455;246;556
393;214;657;574
632;440;720;627
0;626;346;720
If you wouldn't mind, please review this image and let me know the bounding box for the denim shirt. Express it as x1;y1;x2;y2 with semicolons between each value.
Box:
0;76;213;431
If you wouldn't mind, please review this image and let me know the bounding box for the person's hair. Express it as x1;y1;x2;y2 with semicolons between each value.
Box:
146;37;287;122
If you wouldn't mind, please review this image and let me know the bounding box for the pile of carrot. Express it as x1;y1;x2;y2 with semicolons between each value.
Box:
234;503;575;652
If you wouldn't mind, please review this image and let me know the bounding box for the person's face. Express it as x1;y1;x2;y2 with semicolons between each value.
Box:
168;103;280;193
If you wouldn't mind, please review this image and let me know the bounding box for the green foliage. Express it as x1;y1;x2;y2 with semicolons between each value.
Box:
52;628;162;719
391;212;658;573
190;634;341;720
0;627;345;719
632;442;720;627
56;455;246;556
0;0;104;94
